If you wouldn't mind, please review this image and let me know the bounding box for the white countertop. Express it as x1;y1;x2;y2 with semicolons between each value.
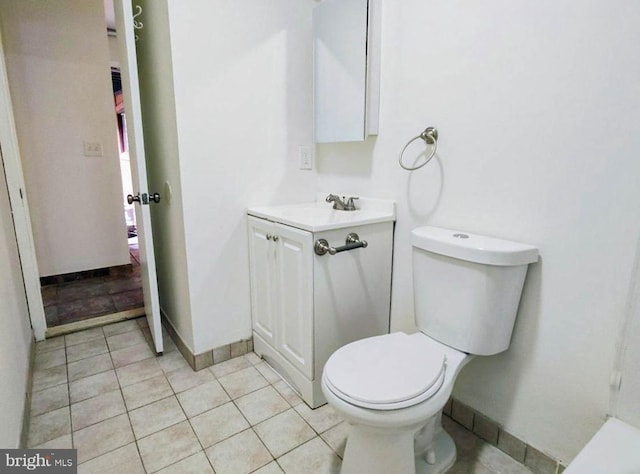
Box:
247;196;395;232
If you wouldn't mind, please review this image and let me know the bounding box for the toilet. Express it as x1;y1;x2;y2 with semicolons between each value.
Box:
321;226;538;474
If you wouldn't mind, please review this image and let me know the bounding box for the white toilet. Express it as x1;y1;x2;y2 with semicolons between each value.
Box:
321;226;538;474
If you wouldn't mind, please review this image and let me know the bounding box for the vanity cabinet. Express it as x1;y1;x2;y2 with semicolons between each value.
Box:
247;217;314;379
247;203;394;408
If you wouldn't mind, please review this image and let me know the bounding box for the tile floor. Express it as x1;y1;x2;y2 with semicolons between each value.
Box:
30;319;532;473
41;242;143;327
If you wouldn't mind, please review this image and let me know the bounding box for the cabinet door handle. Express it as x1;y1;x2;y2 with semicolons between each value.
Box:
272;235;279;242
266;234;272;241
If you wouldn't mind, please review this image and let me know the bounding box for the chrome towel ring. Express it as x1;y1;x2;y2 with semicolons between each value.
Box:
398;126;439;171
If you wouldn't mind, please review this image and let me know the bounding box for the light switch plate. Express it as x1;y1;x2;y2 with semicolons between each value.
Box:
83;141;103;157
299;145;313;170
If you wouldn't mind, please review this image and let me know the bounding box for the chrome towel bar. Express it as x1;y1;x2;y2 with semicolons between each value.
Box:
314;233;368;256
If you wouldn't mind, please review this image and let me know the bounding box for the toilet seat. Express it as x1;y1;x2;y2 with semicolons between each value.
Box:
324;333;447;410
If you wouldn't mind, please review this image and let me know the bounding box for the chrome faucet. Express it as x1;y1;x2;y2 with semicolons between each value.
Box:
326;194;359;211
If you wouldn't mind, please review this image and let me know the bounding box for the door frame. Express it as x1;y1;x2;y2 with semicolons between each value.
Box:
0;30;46;340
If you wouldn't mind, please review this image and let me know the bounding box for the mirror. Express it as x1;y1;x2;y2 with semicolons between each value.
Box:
313;0;379;143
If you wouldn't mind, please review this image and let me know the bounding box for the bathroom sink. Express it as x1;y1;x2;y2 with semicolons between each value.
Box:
248;197;395;232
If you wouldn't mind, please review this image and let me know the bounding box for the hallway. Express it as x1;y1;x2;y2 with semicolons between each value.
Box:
40;242;143;327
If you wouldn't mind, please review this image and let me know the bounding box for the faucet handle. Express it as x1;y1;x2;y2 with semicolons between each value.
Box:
325;194;339;203
345;196;359;211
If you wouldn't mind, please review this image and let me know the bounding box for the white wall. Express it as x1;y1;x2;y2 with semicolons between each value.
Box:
0;155;33;448
166;0;317;354
0;0;129;276
316;0;640;462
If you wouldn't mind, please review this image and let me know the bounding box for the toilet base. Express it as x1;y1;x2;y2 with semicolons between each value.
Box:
340;424;457;474
415;429;456;474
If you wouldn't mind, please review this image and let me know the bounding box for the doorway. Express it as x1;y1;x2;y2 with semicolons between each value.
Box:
1;0;145;331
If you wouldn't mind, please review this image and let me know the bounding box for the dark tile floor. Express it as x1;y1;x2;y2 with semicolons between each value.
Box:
42;243;144;327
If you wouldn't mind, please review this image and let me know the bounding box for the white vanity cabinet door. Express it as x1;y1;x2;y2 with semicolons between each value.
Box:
274;223;314;380
248;217;314;381
248;217;278;348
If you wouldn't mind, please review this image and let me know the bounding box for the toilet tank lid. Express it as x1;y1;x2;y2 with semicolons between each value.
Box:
411;226;539;266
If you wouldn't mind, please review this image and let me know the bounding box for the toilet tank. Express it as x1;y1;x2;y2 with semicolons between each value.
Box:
411;226;538;356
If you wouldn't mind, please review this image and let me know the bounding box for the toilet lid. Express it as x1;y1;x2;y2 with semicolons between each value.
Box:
324;333;447;410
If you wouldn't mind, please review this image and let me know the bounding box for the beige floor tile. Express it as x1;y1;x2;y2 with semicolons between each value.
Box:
272;380;303;407
137;316;149;328
254;462;284;474
320;422;350;458
25;325;531;474
177;379;229;418
66;338;109;363
122;374;173;410
32;365;68;391
141;326;152;342
205;429;272;474
65;327;105;347
103;319;141;337
166;366;215;393
217;366;269;399
69;370;119;404
157;351;190;373
277;437;341;474
116;357;163;387
129;396;186;439
190;402;250;448
236;386;289;425
77;443;145;474
68;353;113;382
73;414;134;464
254;409;315;458
31;384;69;416
210;355;251;378
111;342;155;368
25;327;525;474
476;443;533;474
447;459;494;474
35;348;67;370
107;329;147;351
27;406;71;447
254;361;282;384
156;451;213;474
137;421;201;473
244;352;262;365
294;403;342;434
71;390;126;431
33;433;72;449
36;336;65;353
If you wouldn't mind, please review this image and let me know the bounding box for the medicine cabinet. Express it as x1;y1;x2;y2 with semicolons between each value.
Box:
313;0;380;143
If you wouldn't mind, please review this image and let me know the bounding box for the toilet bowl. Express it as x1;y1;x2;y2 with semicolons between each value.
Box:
321;226;538;474
321;332;472;473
